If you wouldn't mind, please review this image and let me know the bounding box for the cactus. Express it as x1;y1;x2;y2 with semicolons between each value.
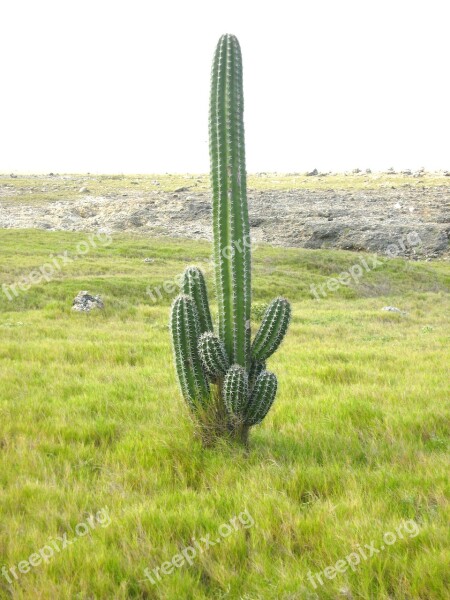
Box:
244;370;278;426
198;332;229;381
170;294;209;409
182;266;213;334
210;33;251;369
251;297;291;362
223;365;249;419
169;34;291;445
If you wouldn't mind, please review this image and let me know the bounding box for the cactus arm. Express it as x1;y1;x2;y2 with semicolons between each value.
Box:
223;365;249;418
251;297;291;362
198;332;230;381
210;33;251;369
170;294;210;408
182;266;213;334
244;370;278;426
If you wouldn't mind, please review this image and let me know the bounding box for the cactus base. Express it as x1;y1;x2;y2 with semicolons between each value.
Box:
194;423;250;449
231;424;250;448
196;424;250;449
190;386;250;448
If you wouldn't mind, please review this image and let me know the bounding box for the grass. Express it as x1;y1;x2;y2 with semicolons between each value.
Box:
0;229;449;599
1;171;449;206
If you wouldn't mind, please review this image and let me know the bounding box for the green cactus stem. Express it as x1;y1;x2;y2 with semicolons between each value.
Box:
182;266;213;334
170;294;210;409
223;364;249;419
244;370;278;426
251;297;291;362
209;33;251;369
198;332;230;381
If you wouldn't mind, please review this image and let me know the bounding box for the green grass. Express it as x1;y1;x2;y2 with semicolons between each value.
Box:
0;229;449;599
1;171;449;206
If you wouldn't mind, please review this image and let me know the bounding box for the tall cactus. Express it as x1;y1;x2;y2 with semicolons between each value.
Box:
169;34;291;445
209;34;251;370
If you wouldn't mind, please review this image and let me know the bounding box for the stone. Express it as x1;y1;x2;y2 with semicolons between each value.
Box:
382;306;406;314
72;291;104;312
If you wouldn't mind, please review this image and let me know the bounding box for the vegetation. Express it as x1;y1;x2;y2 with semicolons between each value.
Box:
0;227;448;598
169;35;290;444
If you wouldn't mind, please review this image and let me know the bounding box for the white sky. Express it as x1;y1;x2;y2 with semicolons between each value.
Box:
1;0;448;174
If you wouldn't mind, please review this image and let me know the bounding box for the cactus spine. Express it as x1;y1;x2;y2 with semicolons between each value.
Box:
169;34;291;445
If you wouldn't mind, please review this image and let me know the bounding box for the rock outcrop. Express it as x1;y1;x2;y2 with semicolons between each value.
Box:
1;185;449;259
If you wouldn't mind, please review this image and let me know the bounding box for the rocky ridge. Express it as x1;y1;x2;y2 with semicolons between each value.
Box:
1;179;449;259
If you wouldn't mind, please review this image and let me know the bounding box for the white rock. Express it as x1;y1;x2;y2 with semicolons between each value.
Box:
382;306;407;315
72;291;104;312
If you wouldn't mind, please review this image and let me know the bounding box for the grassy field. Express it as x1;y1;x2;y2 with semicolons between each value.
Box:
0;229;449;599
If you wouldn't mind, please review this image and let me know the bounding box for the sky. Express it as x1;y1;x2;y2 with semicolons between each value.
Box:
1;0;448;174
